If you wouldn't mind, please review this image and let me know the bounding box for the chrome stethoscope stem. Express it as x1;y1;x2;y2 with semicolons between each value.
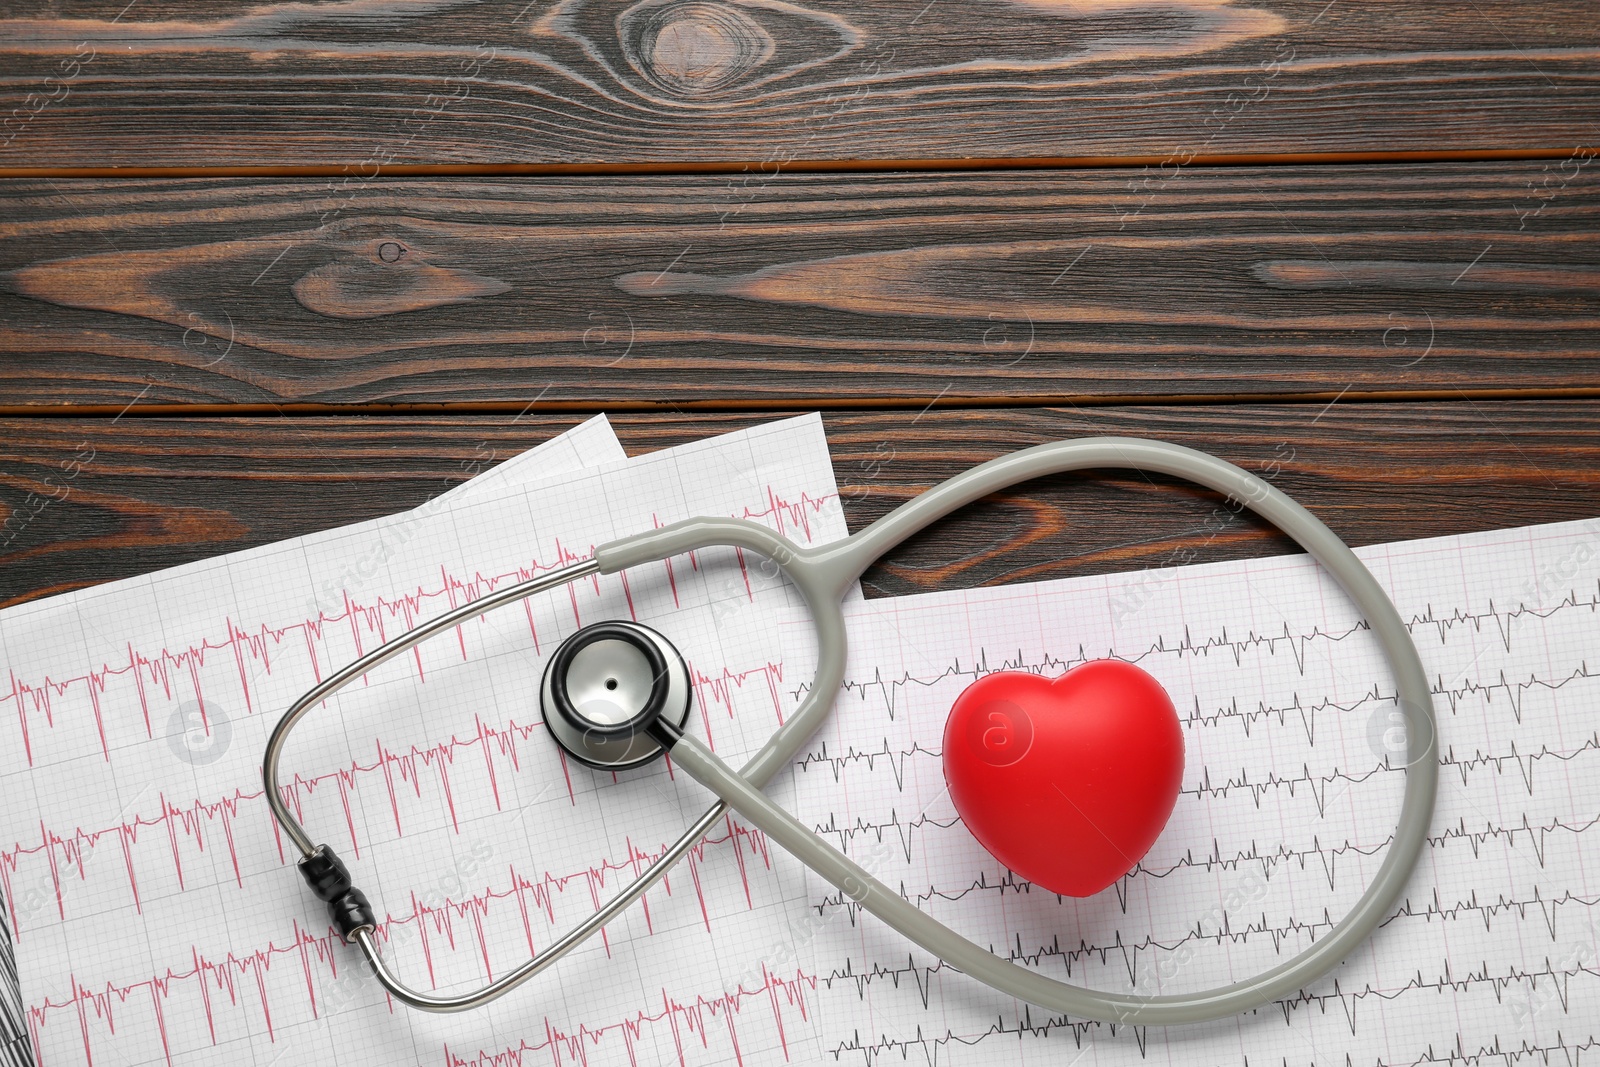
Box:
351;801;729;1012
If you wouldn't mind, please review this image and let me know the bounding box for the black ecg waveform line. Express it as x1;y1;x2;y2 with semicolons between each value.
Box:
801;869;1599;987
808;581;1600;735
814;958;1600;1066
798;728;1600;836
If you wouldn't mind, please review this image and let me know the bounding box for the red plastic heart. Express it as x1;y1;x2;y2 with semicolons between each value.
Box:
942;660;1184;897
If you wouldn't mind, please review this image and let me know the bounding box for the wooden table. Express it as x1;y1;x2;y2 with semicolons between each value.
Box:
0;5;1598;1065
2;6;1598;616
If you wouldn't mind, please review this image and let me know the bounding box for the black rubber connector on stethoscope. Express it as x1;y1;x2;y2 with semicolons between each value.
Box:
298;844;376;943
540;620;693;770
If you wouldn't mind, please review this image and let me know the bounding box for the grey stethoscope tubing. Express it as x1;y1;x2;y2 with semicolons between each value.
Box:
262;437;1438;1025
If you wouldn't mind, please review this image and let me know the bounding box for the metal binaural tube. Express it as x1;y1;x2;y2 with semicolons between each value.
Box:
262;558;602;859
351;800;730;1012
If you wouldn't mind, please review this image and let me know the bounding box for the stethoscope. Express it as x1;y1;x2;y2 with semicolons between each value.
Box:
263;437;1438;1025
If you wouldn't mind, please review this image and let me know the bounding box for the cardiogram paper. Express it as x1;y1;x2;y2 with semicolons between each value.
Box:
0;411;624;1067
433;415;625;506
759;515;1600;1067
9;415;1598;1067
0;413;853;1067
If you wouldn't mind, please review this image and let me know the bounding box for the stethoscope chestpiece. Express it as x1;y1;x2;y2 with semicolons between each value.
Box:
540;620;692;769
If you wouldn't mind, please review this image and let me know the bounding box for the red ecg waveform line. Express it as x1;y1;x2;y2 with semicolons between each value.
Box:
2;660;787;937
25;818;777;1067
2;486;834;767
9;481;835;1065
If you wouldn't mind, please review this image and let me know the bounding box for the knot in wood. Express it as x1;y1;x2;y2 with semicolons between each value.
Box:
622;0;775;98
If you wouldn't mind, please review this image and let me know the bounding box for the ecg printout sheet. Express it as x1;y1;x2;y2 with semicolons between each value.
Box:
433;415;625;507
0;412;626;1067
0;413;855;1066
752;514;1600;1067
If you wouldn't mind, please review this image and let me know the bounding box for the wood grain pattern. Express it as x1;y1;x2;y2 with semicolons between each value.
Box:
2;163;1598;409
0;1;1596;167
3;403;1596;609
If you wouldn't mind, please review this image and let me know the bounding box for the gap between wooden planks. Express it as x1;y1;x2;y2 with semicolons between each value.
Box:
0;147;1589;181
4;388;1600;420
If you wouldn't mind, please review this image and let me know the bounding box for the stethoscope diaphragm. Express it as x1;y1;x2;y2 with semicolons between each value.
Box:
540;620;692;770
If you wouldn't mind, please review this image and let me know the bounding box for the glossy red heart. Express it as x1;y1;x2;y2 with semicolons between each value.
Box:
942;660;1183;897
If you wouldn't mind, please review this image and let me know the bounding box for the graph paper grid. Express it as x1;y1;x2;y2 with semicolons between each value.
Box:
0;413;852;1066
0;414;625;1067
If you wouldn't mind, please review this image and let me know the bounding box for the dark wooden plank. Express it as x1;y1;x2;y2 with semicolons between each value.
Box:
3;402;1596;610
0;1;1596;167
2;164;1598;410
